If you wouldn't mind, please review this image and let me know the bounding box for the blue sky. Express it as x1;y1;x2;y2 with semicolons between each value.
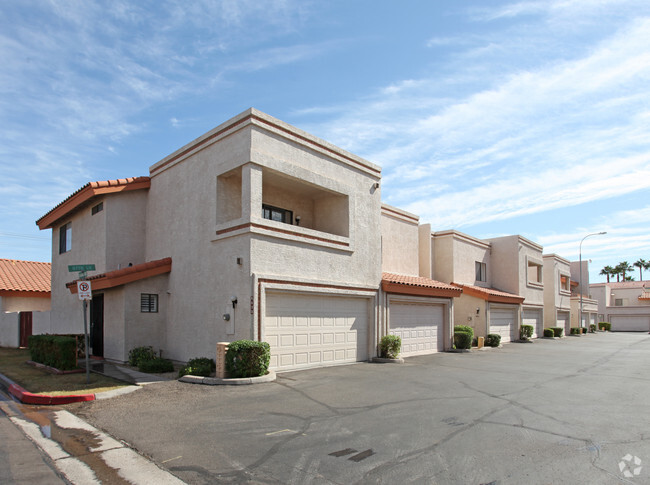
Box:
2;0;650;284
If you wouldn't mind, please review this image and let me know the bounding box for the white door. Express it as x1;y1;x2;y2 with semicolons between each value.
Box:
522;309;543;338
610;315;650;332
265;292;369;371
556;311;570;334
389;302;444;357
490;307;518;343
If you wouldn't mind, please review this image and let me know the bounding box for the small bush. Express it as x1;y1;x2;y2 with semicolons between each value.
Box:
453;331;472;350
582;327;589;334
472;337;478;347
485;334;501;347
139;358;174;374
28;335;78;370
128;346;156;367
543;328;555;338
454;325;474;340
520;324;534;340
379;335;402;359
589;324;596;333
570;327;581;335
551;327;564;338
599;322;611;332
226;340;271;378
179;357;216;377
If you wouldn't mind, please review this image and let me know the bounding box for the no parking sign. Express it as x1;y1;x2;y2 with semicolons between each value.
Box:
77;280;92;300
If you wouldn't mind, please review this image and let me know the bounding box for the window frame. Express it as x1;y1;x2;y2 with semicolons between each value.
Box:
262;203;293;225
59;222;71;254
140;293;159;313
91;202;103;215
475;261;487;283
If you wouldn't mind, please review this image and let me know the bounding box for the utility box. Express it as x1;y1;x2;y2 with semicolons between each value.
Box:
477;336;484;349
216;342;230;378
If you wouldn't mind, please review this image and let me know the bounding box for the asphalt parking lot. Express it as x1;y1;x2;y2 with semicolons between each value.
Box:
69;332;650;484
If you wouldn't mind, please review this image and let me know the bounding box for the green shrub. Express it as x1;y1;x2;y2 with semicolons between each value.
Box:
128;346;157;367
226;340;271;378
543;328;555;338
599;322;611;331
379;335;402;359
178;357;216;377
520;324;534;340
570;327;581;335
139;358;174;373
589;324;596;333
485;334;501;347
28;335;78;370
453;331;472;350
551;327;564;338
582;327;588;334
454;325;474;340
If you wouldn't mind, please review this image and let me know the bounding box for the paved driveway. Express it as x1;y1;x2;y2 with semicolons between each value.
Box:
69;333;650;484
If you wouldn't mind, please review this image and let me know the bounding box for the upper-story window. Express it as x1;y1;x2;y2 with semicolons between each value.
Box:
475;261;487;282
262;204;293;225
560;274;570;292
59;222;71;254
527;261;543;284
91;202;103;215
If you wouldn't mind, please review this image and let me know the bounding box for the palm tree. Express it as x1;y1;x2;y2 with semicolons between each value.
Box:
634;259;648;281
600;265;615;283
616;261;634;282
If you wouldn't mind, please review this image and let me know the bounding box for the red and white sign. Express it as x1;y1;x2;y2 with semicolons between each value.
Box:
77;280;92;300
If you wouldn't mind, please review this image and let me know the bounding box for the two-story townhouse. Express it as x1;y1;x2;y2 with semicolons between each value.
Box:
543;254;572;333
590;281;650;332
569;260;598;329
37;109;384;371
0;259;51;347
379;207;461;356
486;235;546;338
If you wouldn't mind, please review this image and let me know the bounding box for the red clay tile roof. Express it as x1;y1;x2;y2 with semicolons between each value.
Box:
0;259;51;294
66;257;171;293
452;283;524;304
382;273;462;298
36;177;150;230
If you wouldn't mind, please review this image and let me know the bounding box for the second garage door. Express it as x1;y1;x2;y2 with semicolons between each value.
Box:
611;315;650;332
489;306;519;343
389;302;444;357
265;292;369;372
522;309;543;338
556;311;570;334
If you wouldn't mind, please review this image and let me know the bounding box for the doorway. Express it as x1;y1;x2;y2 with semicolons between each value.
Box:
90;294;104;357
19;312;32;348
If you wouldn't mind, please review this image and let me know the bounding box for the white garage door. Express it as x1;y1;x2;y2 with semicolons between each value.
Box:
522;309;543;338
265;292;369;371
389;302;444;357
611;315;650;332
490;307;518;343
589;314;596;327
556;311;570;334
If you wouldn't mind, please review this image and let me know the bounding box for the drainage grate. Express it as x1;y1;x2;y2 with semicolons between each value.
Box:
329;448;375;462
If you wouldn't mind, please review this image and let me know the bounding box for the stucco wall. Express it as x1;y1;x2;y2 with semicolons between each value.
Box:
0;311;18;347
106;191;147;271
1;294;50;312
543;254;572;327
432;231;491;286
381;205;419;276
454;294;487;338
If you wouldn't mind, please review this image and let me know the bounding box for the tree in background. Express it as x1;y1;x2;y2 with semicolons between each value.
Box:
634;259;649;281
615;261;634;282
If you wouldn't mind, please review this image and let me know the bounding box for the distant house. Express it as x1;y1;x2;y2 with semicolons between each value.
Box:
570;260;598;329
0;259;51;347
590;281;650;332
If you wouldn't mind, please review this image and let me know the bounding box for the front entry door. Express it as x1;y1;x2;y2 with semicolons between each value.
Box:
19;312;33;348
90;294;104;357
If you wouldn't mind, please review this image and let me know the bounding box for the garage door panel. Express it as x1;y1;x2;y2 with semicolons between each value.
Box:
611;315;650;332
490;307;518;343
523;309;543;339
266;293;369;371
390;302;444;357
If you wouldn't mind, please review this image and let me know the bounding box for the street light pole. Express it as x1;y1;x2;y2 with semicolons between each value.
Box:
579;231;607;330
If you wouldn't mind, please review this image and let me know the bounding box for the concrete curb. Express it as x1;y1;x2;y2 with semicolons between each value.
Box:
179;371;276;386
0;371;95;405
372;357;405;364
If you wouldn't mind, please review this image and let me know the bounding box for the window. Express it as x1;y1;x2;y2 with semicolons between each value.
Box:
59;222;71;254
475;262;487;282
560;275;570;292
140;294;158;313
262;204;293;225
527;261;543;284
614;298;627;307
91;202;103;215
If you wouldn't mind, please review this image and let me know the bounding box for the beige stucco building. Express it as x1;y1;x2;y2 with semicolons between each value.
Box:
543;254;572;333
590;281;650;332
569;260;598;329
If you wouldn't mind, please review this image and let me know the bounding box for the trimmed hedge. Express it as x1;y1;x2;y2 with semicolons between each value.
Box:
179;357;216;378
128;346;157;367
454;325;474;340
485;334;501;348
379;335;402;359
454;331;472;350
226;340;271;378
139;358;174;373
589;324;596;333
599;322;611;331
543;328;555;338
551;327;564;338
570;327;581;335
520;324;534;340
28;335;78;371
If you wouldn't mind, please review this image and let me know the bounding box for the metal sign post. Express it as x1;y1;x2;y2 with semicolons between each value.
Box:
69;265;95;385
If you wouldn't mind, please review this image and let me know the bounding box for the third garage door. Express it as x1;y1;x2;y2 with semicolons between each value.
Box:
611;315;650;332
489;306;518;343
389;302;444;356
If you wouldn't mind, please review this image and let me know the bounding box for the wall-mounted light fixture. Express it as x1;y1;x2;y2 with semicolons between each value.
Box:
222;313;230;321
476;307;480;315
295;216;301;226
231;296;238;309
